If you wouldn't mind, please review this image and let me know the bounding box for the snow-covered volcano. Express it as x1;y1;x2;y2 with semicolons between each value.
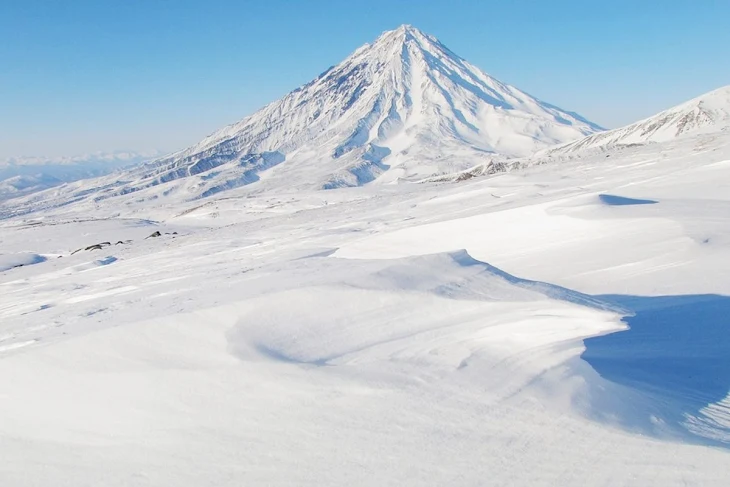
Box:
44;25;600;204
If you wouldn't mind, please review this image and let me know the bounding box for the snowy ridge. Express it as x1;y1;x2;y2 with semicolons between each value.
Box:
539;85;730;157
430;85;730;182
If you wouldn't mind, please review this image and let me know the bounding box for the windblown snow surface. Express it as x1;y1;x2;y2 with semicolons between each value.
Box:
1;120;730;485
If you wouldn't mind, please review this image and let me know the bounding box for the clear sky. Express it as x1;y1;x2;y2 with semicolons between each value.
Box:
2;0;729;158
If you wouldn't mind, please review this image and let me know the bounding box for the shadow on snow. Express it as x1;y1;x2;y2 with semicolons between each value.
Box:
581;293;730;447
598;194;658;206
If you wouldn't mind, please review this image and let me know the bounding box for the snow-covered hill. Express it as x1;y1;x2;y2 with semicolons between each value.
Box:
9;25;600;211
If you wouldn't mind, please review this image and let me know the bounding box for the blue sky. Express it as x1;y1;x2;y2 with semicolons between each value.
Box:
2;0;729;158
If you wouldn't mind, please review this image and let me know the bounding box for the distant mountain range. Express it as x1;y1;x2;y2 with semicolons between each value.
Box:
0;151;160;200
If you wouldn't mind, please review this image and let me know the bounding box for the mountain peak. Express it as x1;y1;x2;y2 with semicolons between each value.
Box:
381;24;423;37
388;23;417;34
368;24;442;54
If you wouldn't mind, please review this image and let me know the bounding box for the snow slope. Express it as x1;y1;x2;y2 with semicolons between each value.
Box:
4;25;600;214
1;127;729;485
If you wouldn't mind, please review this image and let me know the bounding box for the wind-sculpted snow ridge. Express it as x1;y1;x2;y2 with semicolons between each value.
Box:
413;250;620;312
2;25;600;217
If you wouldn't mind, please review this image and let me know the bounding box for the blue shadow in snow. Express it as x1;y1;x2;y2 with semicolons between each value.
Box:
598;194;657;206
582;294;730;446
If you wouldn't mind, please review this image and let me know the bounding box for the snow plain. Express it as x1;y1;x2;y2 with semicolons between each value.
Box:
1;130;730;485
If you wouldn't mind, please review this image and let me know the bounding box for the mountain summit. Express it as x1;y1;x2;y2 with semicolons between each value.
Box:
9;25;602;207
